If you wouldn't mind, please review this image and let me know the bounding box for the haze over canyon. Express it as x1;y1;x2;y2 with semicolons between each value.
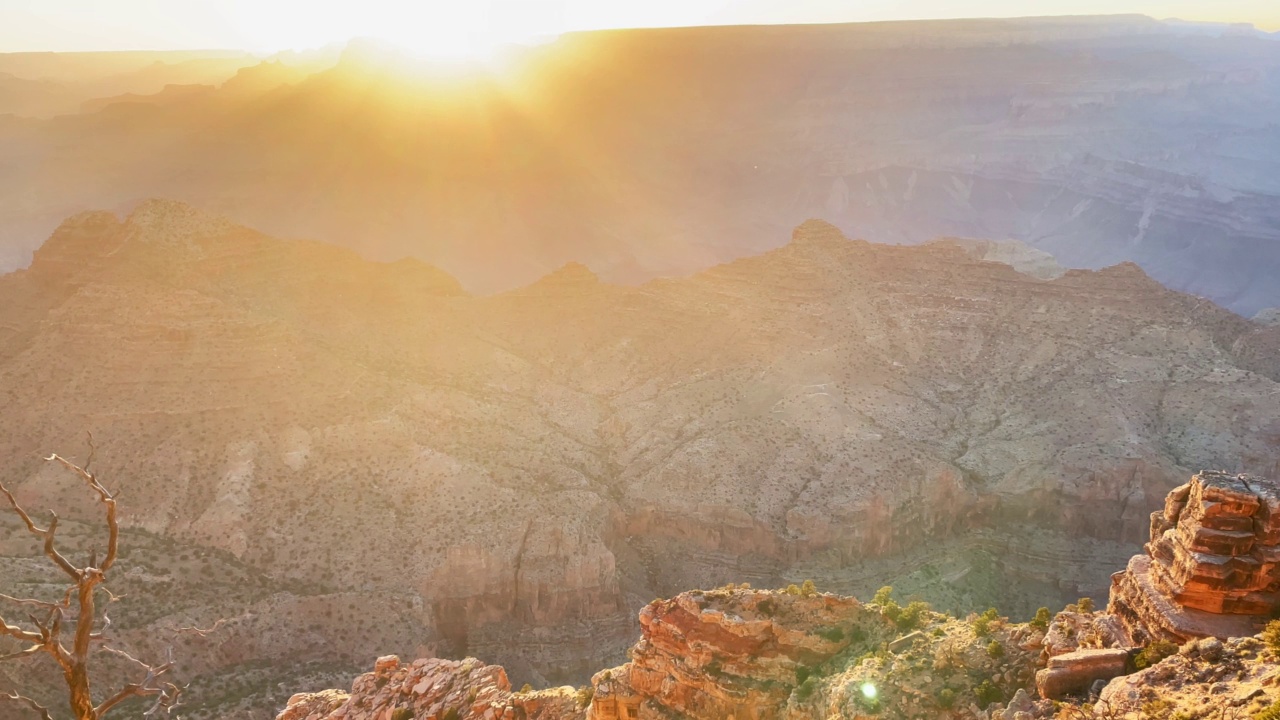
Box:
1;15;1280;313
4;10;1280;720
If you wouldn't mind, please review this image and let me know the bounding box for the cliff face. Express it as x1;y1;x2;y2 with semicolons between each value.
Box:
1109;471;1280;644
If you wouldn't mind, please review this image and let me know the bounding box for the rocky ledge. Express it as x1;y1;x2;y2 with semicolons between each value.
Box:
1109;471;1280;644
278;656;579;720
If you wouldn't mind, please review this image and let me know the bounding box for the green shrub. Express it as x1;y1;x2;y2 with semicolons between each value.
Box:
575;687;594;708
520;683;533;693
972;616;992;638
1133;639;1178;669
784;584;801;596
936;688;956;709
881;600;902;624
1265;620;1280;655
757;598;775;616
795;677;817;701
1254;701;1280;720
391;709;414;720
973;679;1002;707
986;640;1004;659
981;607;1000;621
1030;607;1051;630
443;709;459;720
897;601;931;630
795;666;810;684
801;579;818;597
1077;597;1095;613
872;586;894;605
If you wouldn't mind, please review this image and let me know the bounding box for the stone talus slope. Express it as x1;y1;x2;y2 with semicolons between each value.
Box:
1;204;1279;713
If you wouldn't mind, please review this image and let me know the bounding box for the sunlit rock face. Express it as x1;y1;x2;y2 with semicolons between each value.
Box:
1109;472;1280;644
2;17;1280;312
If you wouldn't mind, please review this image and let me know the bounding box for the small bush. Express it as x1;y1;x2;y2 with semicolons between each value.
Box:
1030;607;1051;630
1254;701;1280;720
520;683;533;693
800;579;818;597
784;584;801;596
443;709;459;720
973;679;1002;707
872;586;894;605
897;601;931;630
1265;620;1280;655
981;607;1000;621
391;710;413;720
972;616;992;638
1077;597;1095;613
1133;639;1178;669
795;677;817;701
795;666;810;684
986;640;1004;659
936;688;956;709
757;598;775;616
575;687;594;708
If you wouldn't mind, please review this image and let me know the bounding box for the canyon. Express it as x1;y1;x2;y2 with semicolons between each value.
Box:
2;16;1280;313
281;473;1280;720
1;201;1279;716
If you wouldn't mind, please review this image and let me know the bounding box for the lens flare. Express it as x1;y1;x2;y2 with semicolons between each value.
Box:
860;682;877;700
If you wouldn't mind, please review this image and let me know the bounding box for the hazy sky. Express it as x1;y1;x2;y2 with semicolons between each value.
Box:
2;0;1278;54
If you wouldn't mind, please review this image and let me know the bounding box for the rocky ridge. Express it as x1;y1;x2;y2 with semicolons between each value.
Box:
3;204;1280;716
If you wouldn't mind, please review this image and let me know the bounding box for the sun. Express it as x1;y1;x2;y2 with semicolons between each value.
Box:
367;3;523;63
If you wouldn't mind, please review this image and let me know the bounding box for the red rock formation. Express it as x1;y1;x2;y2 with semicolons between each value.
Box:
277;655;581;720
1034;648;1131;700
1108;471;1280;644
588;589;865;720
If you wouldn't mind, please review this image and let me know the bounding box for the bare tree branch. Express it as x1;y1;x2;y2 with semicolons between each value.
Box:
0;482;79;579
1;448;186;719
0;644;42;662
46;453;118;572
1;691;54;720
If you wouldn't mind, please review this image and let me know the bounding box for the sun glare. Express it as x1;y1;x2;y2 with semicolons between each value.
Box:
360;3;537;63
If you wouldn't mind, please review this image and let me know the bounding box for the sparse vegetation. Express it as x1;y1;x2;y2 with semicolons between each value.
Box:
1133;639;1178;669
1030;607;1052;630
1265;620;1280;656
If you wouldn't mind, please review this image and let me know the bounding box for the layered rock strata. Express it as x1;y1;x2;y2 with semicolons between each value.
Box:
588;589;863;720
1108;472;1280;644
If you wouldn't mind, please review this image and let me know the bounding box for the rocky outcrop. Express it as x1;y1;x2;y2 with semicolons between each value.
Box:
1108;472;1280;644
1098;635;1280;719
277;656;581;720
1034;648;1130;700
588;589;864;720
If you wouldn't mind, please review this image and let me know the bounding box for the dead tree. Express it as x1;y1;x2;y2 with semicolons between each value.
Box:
0;446;182;719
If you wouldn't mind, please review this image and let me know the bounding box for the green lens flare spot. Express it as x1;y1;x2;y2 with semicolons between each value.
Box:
861;682;877;700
